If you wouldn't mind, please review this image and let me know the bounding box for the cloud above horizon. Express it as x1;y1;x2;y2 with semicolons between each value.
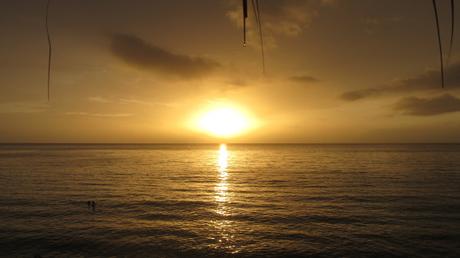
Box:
341;62;460;101
88;96;176;107
226;0;335;48
110;34;220;79
289;75;320;83
362;15;402;35
0;102;48;114
65;111;133;118
393;94;460;116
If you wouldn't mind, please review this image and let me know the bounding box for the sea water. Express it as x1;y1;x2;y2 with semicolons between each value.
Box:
0;144;459;257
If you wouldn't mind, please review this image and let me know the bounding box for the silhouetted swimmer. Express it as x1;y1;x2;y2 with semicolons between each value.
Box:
87;201;91;209
91;201;96;212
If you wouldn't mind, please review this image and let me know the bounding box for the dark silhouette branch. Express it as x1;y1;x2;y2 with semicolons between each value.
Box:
448;0;455;65
45;0;52;100
432;0;445;88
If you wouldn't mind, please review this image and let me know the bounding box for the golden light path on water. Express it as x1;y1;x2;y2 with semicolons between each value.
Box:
216;144;228;204
212;143;238;252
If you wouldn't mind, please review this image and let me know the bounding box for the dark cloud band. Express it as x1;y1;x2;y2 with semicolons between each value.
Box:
110;34;220;79
393;94;460;116
341;62;460;101
289;75;320;83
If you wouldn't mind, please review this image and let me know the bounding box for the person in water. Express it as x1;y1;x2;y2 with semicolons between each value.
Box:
91;201;96;211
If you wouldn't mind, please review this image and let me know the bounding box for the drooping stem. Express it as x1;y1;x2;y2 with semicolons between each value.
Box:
46;0;52;100
432;0;445;88
252;0;265;74
448;0;455;65
243;0;248;46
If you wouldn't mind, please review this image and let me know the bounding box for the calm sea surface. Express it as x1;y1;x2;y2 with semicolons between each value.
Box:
0;144;459;257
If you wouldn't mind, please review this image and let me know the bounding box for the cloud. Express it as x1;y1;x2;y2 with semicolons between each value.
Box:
363;16;402;26
87;96;176;107
110;34;220;79
226;78;248;88
226;0;334;48
65;112;132;118
341;88;381;101
363;16;402;35
320;0;339;6
119;98;177;107
393;94;460;116
88;96;111;103
341;61;460;101
0;102;48;114
289;75;320;83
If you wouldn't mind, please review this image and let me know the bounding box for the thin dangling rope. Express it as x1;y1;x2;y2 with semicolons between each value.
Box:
243;0;248;46
252;0;265;74
432;0;445;88
45;0;52;101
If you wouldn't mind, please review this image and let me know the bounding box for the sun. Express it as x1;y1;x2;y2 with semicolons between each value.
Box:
196;106;252;137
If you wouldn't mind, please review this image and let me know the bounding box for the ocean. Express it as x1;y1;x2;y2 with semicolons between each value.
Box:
0;144;459;257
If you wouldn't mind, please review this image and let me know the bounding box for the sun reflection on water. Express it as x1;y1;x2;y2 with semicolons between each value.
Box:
216;144;228;204
212;143;238;253
218;144;228;173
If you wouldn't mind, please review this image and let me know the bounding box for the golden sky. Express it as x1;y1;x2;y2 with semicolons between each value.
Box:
0;0;459;143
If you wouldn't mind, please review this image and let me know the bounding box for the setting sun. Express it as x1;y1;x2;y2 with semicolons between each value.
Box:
196;106;251;137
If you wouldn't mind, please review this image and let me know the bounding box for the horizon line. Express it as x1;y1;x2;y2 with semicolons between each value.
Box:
1;142;459;145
